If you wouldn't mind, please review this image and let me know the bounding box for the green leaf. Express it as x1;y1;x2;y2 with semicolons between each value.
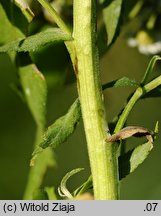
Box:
18;54;47;128
0;1;29;36
119;141;153;180
0;3;24;44
118;122;158;180
72;121;157;188
0;28;72;53
58;168;84;199
101;0;123;45
73;175;93;196
40;98;81;149
0;1;56;201
102;77;138;90
81;140;154;188
141;55;161;85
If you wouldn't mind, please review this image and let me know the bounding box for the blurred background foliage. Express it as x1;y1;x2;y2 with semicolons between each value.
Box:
0;0;161;199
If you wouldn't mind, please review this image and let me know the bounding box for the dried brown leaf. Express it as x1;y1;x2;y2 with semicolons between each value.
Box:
107;126;154;143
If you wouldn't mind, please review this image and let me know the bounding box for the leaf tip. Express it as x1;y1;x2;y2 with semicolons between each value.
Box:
153;121;159;140
58;168;84;199
154;121;159;134
30;156;36;167
30;147;43;166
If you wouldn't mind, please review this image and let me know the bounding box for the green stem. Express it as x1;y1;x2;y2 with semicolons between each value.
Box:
115;75;161;133
73;0;119;200
36;0;71;35
141;55;161;85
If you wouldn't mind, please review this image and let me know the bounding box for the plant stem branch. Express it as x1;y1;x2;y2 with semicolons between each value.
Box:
141;55;161;85
115;75;161;133
73;0;119;200
36;0;71;35
36;0;76;69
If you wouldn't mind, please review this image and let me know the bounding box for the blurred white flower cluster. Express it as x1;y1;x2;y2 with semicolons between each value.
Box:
127;0;161;55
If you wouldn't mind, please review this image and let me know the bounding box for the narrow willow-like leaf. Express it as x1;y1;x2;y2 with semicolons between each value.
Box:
58;168;84;199
19;60;47;127
80;141;153;186
21;57;56;199
102;77;138;90
0;28;72;53
0;1;56;200
118;122;158;180
119;141;153;180
84;123;158;187
141;55;161;85
101;0;123;45
40;98;81;149
73;175;93;196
